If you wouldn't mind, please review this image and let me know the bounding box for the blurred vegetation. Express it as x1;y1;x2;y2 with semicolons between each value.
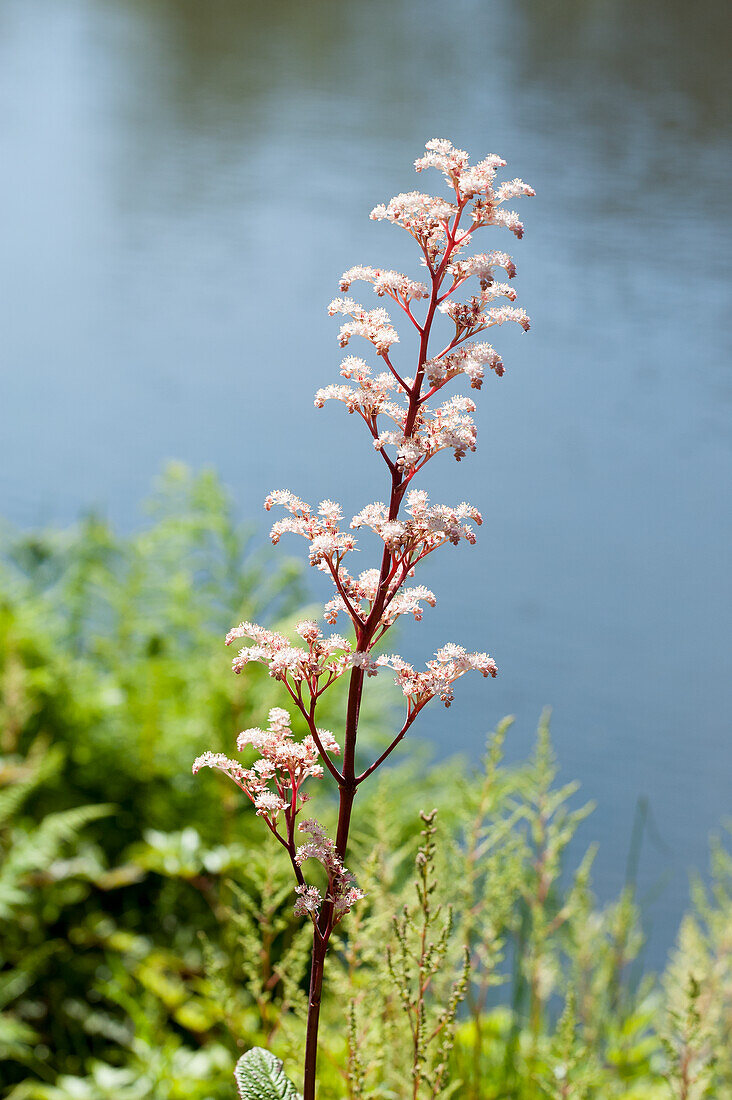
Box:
0;467;730;1098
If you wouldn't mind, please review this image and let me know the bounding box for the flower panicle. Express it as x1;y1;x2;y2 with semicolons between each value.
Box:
367;138;534;266
350;642;498;711
324;569;436;629
327;298;399;355
193;140;535;938
351;490;482;551
192;707;340;830
295;819;365;923
319;140;532;471
264;492;357;568
224;617;354;692
339;265;429;303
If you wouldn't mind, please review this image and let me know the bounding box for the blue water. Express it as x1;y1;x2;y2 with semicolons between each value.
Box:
1;0;730;964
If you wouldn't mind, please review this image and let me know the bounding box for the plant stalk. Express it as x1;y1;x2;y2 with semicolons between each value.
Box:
300;197;463;1099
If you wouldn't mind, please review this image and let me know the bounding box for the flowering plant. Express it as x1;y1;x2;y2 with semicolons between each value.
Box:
193;138;534;1098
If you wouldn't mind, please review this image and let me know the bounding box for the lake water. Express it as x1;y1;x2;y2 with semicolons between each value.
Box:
1;0;730;966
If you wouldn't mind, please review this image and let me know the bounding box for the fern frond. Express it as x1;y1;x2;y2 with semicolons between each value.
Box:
0;803;114;919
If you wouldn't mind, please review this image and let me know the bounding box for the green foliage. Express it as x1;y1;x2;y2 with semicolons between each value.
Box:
0;467;730;1099
234;1048;302;1100
0;742;114;1079
383;811;470;1099
312;716;673;1100
0;467;329;1094
660;827;732;1098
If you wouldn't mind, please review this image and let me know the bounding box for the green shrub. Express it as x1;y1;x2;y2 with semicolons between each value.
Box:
1;468;730;1098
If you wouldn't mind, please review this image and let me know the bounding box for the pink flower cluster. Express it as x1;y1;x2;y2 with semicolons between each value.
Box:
323;570;436;631
294;819;365;922
327;297;399;355
339;265;429;304
314;362;401;422
438;295;530;341
374;644;497;712
265;491;356;568
224;618;353;701
192;706;338;828
259;488;482;648
370;191;459;264
368;138;534;269
313;142;533;485
350;491;482;553
424;342;505;388
373;392;479;466
447;251;517;286
193;708;358;925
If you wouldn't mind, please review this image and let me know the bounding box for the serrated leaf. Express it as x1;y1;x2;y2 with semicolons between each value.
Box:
234;1047;302;1100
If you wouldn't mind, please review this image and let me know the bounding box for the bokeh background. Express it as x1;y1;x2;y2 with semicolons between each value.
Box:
1;0;730;966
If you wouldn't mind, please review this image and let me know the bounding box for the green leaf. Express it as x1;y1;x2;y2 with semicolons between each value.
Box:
234;1047;302;1100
